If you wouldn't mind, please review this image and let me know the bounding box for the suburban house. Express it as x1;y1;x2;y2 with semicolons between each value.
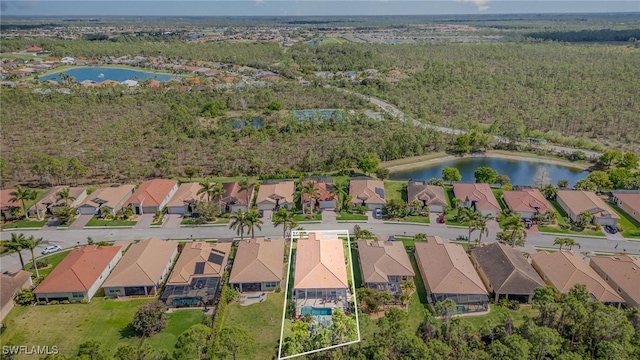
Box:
102;238;178;297
349;179;386;210
530;251;624;305
611;191;640;222
357;240;415;294
0;188;19;221
414;236;489;313
77;184;136;216
166;183;205;215
301;180;337;212
28;186;88;219
293;232;349;314
33;245;123;303
502;189;554;219
589;255;640;309
221;181;255;213
470;242;545;302
124;179;179;215
406;181;447;213
229;238;285;292
255;181;295;211
0;270;32;327
452;183;501;217
160;241;231;307
556;190;619;226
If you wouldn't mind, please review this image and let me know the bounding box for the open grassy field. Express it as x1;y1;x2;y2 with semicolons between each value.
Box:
144;310;208;352
222;292;285;360
0;298;154;358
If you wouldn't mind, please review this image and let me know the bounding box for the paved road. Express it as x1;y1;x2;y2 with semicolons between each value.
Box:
2;222;638;273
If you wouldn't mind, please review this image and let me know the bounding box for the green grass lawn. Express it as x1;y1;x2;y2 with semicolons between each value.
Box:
222;292;285;360
144;310;207;352
399;215;430;224
1;219;47;229
407;252;430;306
337;212;367;221
383;181;407;202
0;297;154;358
351;248;363;288
537;226;605;237
492;189;507;210
25;250;71;277
609;204;640;239
464;304;539;329
85;217;137;227
293;214;322;222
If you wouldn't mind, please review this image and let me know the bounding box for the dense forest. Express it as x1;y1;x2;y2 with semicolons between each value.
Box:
526;29;640;42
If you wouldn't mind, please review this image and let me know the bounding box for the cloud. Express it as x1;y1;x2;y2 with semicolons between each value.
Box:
454;0;490;12
255;0;265;4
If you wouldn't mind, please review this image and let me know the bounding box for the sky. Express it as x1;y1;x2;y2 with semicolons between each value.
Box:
1;0;639;16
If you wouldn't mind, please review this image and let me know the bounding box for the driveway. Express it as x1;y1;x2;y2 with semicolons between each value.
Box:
322;210;337;223
605;230;625;241
367;210;383;224
70;214;93;229
134;214;155;229
430;213;445;227
262;210;273;222
163;214;183;229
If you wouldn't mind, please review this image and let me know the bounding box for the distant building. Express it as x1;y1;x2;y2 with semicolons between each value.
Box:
61;57;75;65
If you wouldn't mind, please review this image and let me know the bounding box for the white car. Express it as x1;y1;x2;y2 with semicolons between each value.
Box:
41;245;62;255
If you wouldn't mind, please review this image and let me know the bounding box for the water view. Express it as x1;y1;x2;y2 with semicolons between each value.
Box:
39;67;178;82
390;157;588;186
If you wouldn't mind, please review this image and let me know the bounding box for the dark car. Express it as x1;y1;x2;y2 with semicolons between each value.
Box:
524;219;533;229
388;236;396;242
605;225;618;234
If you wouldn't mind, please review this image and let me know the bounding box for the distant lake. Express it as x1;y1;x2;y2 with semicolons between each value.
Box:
39;67;178;82
390;157;588;186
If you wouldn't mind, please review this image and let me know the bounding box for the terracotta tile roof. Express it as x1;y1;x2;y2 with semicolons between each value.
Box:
0;188;19;209
612;192;640;217
102;239;177;288
221;182;255;207
471;243;545;295
502;189;554;215
167;242;231;285
531;251;623;303
229;238;284;284
357;240;414;283
1;271;32;309
414;236;487;295
166;183;205;207
34;245;122;294
79;185;135;209
589;255;640;307
29;186;87;212
406;181;447;207
557;190;619;219
349;179;386;205
301;181;337;203
294;232;348;290
256;181;294;206
26;46;43;52
453;183;501;212
125;179;178;207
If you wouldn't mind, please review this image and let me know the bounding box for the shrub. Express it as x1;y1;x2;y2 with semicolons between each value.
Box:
37;301;47;305
35;260;48;268
62;300;70;304
594;224;602;231
49;300;58;305
14;289;35;305
70;299;77;304
133;301;167;336
559;223;571;230
508;300;520;310
275;287;281;293
617;224;625;232
80;299;88;304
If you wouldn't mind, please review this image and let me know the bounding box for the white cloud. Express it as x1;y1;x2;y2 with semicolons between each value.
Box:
454;0;490;12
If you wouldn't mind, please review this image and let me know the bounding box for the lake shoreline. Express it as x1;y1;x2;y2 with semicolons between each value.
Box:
38;65;180;82
385;151;591;173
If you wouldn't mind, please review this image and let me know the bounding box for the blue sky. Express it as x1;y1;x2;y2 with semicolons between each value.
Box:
1;1;639;16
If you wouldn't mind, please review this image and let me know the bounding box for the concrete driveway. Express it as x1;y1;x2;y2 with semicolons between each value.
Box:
70;214;93;229
322;210;336;223
163;214;183;229
368;210;383;224
134;214;155;229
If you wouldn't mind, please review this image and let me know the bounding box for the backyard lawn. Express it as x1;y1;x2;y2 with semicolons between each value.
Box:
1;219;47;230
0;298;154;358
383;181;406;202
144;310;208;352
609;204;640;239
85;217;137;227
464;304;539;329
337;212;367;221
25;250;71;277
222;292;285;360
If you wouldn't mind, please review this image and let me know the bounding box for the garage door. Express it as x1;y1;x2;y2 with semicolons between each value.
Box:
78;207;96;215
168;206;186;215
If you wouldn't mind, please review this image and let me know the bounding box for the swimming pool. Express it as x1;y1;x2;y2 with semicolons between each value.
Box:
300;307;333;316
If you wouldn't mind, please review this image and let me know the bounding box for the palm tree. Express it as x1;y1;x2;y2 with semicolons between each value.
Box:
246;208;263;238
10;186;37;220
197;178;215;202
473;213;494;244
23;235;43;278
5;233;27;269
331;181;349;211
272;208;298;239
301;182;320;215
401;280;415;294
238;178;253;209
211;182;225;214
457;207;482;248
553;237;569;251
501;214;527;248
541;184;559;200
56;188;76;206
229;209;250;241
566;239;581;251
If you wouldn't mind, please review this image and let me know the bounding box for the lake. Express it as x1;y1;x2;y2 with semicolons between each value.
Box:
389;157;588;186
39;67;178;82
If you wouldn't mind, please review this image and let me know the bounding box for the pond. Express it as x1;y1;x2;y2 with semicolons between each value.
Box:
389;157;588;187
39;67;179;82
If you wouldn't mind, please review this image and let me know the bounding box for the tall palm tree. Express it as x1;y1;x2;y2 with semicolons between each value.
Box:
566;239;581;251
229;209;250;241
211;182;225;214
553;237;571;251
457;207;482;248
10;186;37;220
246;208;263;238
5;233;27;269
272;208;298;239
197;178;215;202
301;182;320;215
23;235;43;278
238;178;253;209
473;213;494;244
56;188;76;206
331;181;349;211
501;214;527;248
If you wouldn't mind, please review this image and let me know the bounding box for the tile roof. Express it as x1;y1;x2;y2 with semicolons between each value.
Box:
531;251;623;303
256;181;295;205
221;182;255;207
357;240;414;283
589;255;640;306
167;242;231;285
34;245;122;294
30;186;87;211
502;189;554;215
0;270;32;309
556;190;619;219
294;232;348;290
471;243;545;295
166;183;206;208
79;185;135;209
414;236;487;295
125;179;178;207
0;188;19;209
349;179;386;205
229;238;284;284
102;239;177;288
406;181;447;207
452;183;501;212
301;181;337;203
612;192;640;217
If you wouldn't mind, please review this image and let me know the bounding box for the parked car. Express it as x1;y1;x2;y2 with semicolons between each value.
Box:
258;210;264;218
605;225;618;234
41;245;62;255
437;214;446;224
524;219;533;229
374;208;382;219
388;236;396;242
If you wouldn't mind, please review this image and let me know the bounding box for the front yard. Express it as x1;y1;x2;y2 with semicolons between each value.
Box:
337;212;367;221
85;217;137;227
537;200;605;237
393;215;430;224
1;219;47;230
293;214;322;222
25;250;71;277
